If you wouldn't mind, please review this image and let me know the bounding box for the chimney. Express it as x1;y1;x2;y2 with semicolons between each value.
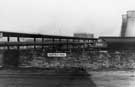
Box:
121;14;127;37
125;11;135;37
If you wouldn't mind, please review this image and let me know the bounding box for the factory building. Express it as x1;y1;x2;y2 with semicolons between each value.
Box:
97;11;135;69
73;33;94;38
102;11;135;50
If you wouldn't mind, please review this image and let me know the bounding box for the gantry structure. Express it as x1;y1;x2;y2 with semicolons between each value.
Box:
0;31;106;52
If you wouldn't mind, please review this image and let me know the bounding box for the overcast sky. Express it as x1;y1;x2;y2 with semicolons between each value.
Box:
0;0;135;37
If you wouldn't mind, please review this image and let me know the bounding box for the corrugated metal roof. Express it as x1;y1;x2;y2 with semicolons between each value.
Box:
0;31;97;40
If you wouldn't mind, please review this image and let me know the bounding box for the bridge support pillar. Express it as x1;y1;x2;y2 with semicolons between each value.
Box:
7;36;10;50
34;38;36;49
17;36;20;50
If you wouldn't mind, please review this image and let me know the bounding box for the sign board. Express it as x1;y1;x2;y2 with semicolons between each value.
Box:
96;43;104;47
47;53;66;57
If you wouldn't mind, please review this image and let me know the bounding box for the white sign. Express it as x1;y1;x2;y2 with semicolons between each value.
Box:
47;53;66;57
96;43;104;47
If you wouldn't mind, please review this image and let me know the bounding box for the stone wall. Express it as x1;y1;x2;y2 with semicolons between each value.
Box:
1;49;135;70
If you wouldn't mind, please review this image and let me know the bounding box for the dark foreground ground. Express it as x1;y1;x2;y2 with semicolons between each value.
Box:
0;68;96;87
0;68;134;87
90;70;135;87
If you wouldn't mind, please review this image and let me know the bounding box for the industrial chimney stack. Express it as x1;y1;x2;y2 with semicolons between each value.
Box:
121;11;135;37
121;14;127;37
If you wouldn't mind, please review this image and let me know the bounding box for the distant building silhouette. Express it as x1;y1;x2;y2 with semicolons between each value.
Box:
74;33;94;38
